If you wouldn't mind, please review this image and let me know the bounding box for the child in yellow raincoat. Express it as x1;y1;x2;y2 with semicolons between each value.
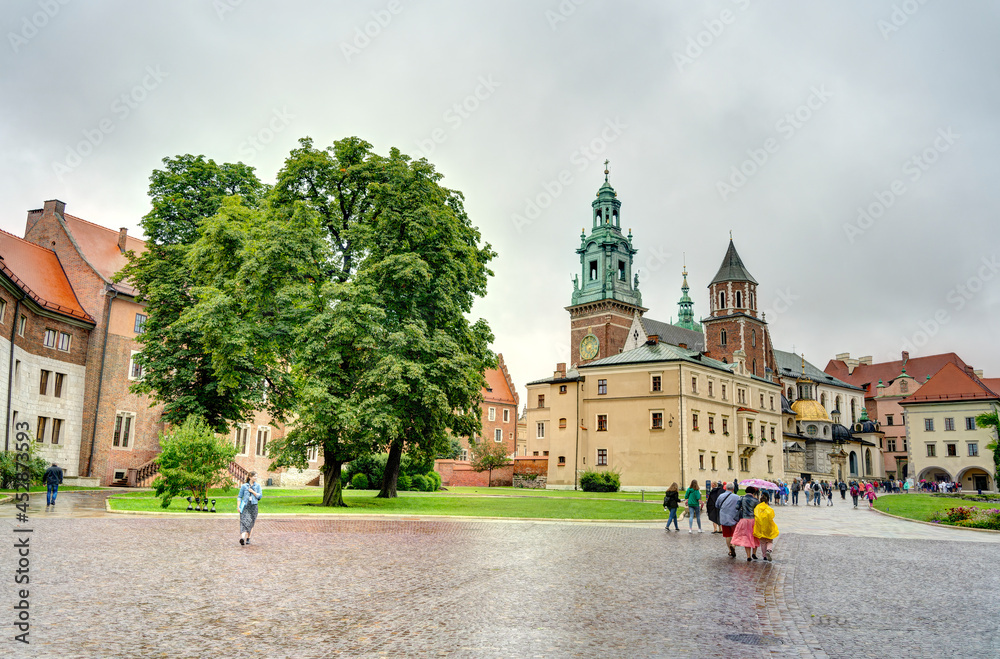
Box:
753;492;779;561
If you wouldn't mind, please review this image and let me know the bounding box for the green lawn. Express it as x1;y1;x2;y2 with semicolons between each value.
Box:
873;493;1000;522
108;487;671;520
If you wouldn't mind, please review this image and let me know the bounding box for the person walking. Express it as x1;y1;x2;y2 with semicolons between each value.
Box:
791;479;800;506
663;483;680;531
838;480;847;500
707;481;724;533
812;480;822;506
850;482;860;508
684;479;703;533
903;479;910;494
716;483;741;558
753;492;779;561
731;486;760;561
826;482;834;506
865;483;877;510
43;462;63;507
238;471;263;545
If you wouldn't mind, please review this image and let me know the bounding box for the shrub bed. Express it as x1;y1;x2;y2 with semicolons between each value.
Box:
930;506;1000;530
579;469;620;493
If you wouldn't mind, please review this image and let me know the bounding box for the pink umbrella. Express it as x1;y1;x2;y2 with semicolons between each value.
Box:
739;478;779;490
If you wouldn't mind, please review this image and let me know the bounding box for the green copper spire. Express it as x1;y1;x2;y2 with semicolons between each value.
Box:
570;166;642;308
675;261;702;332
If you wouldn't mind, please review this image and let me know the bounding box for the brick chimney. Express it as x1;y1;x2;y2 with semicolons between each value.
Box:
554;362;566;379
646;335;659;346
118;228;128;253
44;199;66;216
900;351;909;366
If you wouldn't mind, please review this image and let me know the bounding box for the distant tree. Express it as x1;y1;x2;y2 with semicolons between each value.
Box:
437;436;463;460
470;440;511;487
152;417;237;508
975;409;1000;486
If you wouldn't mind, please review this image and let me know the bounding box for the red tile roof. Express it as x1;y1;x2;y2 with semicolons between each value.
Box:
483;353;518;406
898;362;999;404
0;229;94;323
62;213;146;293
824;353;969;399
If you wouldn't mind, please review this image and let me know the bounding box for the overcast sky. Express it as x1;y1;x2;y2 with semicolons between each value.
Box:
2;0;998;403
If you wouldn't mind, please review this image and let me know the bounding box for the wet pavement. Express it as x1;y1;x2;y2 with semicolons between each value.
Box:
1;492;998;658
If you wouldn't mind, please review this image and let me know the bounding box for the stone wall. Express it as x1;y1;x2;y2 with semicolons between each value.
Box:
513;474;547;489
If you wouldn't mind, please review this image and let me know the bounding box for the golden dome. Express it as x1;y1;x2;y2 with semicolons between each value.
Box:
791;399;831;422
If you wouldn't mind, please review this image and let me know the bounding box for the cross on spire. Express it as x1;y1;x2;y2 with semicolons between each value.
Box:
604;159;610;182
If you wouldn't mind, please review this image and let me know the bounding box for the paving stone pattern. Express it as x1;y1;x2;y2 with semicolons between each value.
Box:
1;494;998;658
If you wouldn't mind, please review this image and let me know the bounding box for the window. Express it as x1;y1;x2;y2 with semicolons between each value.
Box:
558;456;566;465
462;449;469;461
651;375;661;392
735;291;743;308
708;381;714;396
966;417;977;430
0;299;5;322
39;369;50;395
503;409;510;423
618;260;625;281
924;418;934;432
946;443;957;457
256;426;270;456
598;379;607;395
58;332;71;351
597;414;608;431
597;449;607;466
760;423;766;441
36;416;48;443
691;376;697;393
129;351;144;380
728;455;734;470
720;329;727;346
532;451;539;456
944;417;955;431
488;407;496;422
559;385;567;394
751;329;756;347
699;454;705;470
719;292;726;309
770;427;775;441
926;444;936;457
538;394;545;408
652;412;663;430
54;373;64;398
536;422;545;438
737;388;746;404
969;443;979;457
767;458;773;474
559;417;567;429
18;315;26;336
760;393;764;408
887;438;897;452
708;416;715;433
43;329;57;348
495;428;503;443
711;455;717;470
50;419;62;445
234;425;249;455
113;412;134;448
722;418;729;434
886;414;894;426
134;313;147;334
721;384;727;400
692;413;699;431
739;456;749;472
306;445;318;462
769;396;774;410
589;260;598;280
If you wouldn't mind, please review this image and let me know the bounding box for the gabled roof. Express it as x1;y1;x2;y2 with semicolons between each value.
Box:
582;341;733;374
62;213;146;294
639;317;705;351
483;353;518;406
775;350;862;391
824;352;969;398
709;240;757;285
899;362;999;405
0;230;94;323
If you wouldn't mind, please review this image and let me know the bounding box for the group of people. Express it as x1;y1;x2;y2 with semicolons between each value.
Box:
664;480;780;562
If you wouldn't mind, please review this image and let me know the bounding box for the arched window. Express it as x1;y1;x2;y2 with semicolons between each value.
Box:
820;393;826;407
752;330;756;347
835;396;842;412
850;399;857;423
718;291;726;309
720;329;727;346
749;292;755;309
735;291;743;308
865;449;872;476
849;451;858;476
787;387;793;400
595;210;602;224
752;359;757;375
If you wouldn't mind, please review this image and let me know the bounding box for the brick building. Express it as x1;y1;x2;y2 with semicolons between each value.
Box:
0;230;95;475
16;200;311;486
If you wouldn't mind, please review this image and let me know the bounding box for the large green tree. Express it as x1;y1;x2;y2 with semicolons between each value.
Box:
975;409;1000;487
119;155;272;432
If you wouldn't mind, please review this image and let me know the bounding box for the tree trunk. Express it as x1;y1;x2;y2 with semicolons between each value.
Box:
377;438;403;498
322;457;346;507
488;468;492;487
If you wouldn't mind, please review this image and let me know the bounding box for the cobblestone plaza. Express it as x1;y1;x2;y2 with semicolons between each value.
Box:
2;493;998;658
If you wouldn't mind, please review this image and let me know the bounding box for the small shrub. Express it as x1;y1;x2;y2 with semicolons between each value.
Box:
351;473;369;490
410;474;429;492
579;469;621;493
426;470;441;491
397;474;412;491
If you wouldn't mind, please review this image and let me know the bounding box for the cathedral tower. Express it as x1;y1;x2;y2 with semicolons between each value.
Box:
702;239;776;378
675;263;701;332
567;166;645;366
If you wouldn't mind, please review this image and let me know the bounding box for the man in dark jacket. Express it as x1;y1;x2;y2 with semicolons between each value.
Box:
44;462;63;506
838;480;848;499
706;481;725;533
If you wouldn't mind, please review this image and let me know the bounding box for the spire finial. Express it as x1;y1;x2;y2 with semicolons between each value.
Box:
604;159;610;182
729;229;733;240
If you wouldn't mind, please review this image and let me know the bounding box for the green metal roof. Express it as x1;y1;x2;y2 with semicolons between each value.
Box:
581;341;733;373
